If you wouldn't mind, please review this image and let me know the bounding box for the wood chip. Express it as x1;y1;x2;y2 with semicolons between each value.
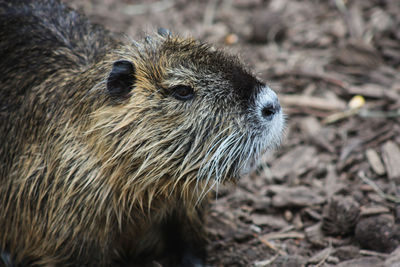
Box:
269;185;326;208
260;231;305;241
347;6;365;39
324;164;343;198
284;210;293;222
381;141;400;182
308;247;334;265
336;39;381;68
270;146;317;181
279;94;346;111
360;205;390;216
334;246;361;261
251;214;288;229
299;116;321;136
305;222;327;247
366;148;386;175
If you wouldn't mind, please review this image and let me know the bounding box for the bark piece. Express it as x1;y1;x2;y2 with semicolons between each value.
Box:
270;146;317;181
334;246;360;261
305;222;327;247
360;205;390;216
336;39;381;68
299;116;321;136
251;214;288;229
279;94;346;111
366;148;386;176
382;141;400;182
307;247;334;265
269;185;325;208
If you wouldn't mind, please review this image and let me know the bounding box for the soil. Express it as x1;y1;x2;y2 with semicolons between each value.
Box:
65;0;400;266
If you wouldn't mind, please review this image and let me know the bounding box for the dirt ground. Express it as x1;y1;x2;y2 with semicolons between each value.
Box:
66;0;400;266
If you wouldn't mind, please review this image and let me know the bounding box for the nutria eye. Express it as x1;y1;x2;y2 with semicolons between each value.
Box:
171;85;194;101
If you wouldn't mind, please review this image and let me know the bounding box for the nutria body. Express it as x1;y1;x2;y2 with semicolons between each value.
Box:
0;0;284;266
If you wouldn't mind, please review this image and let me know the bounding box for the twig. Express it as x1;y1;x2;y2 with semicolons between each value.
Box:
358;171;400;203
261;231;305;240
359;108;400;118
359;249;389;258
323;108;400;124
279;94;346;111
322;108;359;124
254;254;280;267
315;248;333;267
254;234;286;255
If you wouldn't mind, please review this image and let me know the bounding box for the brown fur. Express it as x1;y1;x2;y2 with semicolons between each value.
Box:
0;0;283;266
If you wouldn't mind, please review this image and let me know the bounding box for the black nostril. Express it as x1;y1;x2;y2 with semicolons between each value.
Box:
262;104;274;118
261;102;281;119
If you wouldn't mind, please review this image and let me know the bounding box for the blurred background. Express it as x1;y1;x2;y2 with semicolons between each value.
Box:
65;0;400;266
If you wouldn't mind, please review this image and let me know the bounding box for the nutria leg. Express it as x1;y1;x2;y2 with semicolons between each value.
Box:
161;209;207;267
180;248;205;267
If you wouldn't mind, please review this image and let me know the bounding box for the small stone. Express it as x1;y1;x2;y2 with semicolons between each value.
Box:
293;213;303;230
224;33;239;45
348;95;365;109
284;210;293;222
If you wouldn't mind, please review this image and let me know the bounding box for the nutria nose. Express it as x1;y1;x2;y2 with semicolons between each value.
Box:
261;100;281;120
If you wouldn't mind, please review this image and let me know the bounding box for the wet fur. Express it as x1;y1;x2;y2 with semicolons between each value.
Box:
0;0;282;266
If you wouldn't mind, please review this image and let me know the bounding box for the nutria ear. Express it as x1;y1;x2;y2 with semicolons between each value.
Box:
107;60;136;98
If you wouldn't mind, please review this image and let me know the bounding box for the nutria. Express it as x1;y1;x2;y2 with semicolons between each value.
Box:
0;0;284;266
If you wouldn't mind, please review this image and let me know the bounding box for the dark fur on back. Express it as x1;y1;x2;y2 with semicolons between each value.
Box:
0;0;118;179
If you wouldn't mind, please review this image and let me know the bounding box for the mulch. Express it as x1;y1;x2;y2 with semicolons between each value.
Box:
67;0;400;265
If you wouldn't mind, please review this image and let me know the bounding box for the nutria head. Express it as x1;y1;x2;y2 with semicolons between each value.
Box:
89;31;284;206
